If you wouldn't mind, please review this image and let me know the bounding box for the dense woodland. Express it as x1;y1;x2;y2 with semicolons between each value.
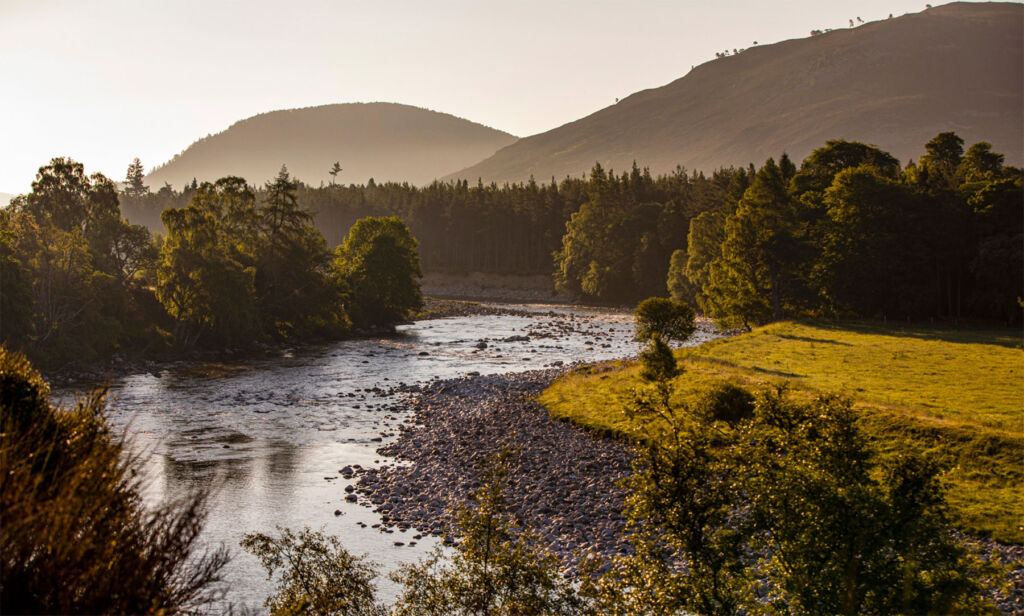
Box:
0;161;422;368
125;131;1023;324
3;131;1019;367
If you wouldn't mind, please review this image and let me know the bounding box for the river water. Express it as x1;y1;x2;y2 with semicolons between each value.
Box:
55;305;655;611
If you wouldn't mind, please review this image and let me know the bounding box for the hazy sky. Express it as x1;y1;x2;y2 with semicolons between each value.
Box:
1;0;946;194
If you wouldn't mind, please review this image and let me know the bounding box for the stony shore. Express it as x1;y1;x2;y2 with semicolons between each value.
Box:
352;368;636;574
353;368;1024;613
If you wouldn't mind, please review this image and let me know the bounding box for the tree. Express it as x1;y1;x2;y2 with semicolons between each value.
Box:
682;209;728;313
329;161;343;186
242;527;384;616
633;296;696;343
0;346;229;614
391;451;585;616
17;157;91;232
812;166;927;317
256;167;348;338
333;216;422;328
705;158;802;326
123;157;149;198
157;198;256;346
583;382;753;616
791;140;901;198
0;211;33;348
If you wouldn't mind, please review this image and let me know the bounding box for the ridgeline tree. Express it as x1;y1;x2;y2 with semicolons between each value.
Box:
124;157;149;199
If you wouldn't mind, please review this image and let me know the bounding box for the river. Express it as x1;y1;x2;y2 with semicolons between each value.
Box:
54;304;649;611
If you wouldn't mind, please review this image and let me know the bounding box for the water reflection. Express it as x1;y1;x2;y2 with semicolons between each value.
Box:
53;305;710;611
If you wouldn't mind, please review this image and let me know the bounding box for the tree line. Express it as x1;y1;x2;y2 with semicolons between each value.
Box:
122;131;1021;324
121;162;740;292
670;134;1022;326
1;159;422;368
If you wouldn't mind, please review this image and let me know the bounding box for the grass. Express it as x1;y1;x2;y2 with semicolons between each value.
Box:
539;320;1024;543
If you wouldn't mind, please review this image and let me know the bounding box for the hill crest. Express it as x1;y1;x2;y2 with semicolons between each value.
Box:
146;102;517;188
446;2;1023;183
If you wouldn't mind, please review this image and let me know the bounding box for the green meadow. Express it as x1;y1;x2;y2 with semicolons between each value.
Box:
539;321;1024;543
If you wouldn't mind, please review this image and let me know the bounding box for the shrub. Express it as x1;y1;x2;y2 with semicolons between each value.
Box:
694;382;755;424
634;297;696;343
638;333;678;382
242;526;384;616
0;346;228;614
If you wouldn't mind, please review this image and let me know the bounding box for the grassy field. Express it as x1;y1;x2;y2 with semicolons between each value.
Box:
539;320;1024;543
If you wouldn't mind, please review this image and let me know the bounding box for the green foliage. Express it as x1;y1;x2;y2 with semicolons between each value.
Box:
256;167;349;339
581;381;1003;615
690;134;1023;326
242;526;384;616
541;319;1024;542
693;381;754;424
553;163;702;303
0;346;228;614
633;296;696;343
638;333;678;382
584;384;754;616
682;209;727;313
157;197;257;346
704;158;803;326
157;172;348;346
391;451;585;616
333;216;422;328
3;158;165;367
744;390;1000;616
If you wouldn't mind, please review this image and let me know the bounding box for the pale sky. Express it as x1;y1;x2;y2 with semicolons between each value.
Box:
1;0;946;194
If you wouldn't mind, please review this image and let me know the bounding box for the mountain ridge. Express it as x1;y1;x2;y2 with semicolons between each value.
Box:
445;2;1023;183
145;102;517;189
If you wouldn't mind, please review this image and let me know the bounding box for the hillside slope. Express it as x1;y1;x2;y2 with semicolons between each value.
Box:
146;102;517;188
447;2;1023;183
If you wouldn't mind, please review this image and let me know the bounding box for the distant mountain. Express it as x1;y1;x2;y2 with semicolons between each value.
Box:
145;103;517;188
447;2;1023;184
0;193;14;207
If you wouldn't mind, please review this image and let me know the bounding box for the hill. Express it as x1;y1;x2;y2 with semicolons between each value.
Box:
145;102;517;188
447;2;1023;184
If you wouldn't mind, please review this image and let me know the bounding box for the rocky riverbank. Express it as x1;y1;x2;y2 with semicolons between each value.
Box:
352;368;636;573
352;367;1024;613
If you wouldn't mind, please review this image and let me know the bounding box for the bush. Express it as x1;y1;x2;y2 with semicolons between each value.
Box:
242;526;384;616
391;450;585;615
694;382;754;424
0;346;228;614
638;333;678;382
634;297;696;343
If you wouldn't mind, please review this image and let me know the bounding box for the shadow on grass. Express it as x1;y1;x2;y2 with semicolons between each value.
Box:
749;366;805;379
806;320;1023;349
776;334;853;346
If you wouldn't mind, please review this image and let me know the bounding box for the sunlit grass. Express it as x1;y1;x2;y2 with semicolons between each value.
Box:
539;320;1024;543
